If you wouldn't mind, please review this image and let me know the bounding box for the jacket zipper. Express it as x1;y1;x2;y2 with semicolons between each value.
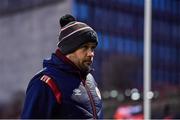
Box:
82;80;98;119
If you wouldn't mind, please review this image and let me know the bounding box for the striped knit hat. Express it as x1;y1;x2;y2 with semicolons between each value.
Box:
58;14;98;55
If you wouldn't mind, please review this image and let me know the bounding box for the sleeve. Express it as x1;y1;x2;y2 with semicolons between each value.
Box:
21;78;59;119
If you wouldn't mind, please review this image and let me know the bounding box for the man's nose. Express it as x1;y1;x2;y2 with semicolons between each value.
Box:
87;50;94;57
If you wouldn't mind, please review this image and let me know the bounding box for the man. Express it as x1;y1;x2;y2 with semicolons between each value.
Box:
21;14;103;119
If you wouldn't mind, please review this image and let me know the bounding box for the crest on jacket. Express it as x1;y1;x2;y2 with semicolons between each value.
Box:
73;88;82;96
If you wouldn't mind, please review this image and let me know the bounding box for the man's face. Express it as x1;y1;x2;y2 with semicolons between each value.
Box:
66;42;96;72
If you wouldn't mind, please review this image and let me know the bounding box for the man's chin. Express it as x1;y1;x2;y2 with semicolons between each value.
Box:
81;65;91;73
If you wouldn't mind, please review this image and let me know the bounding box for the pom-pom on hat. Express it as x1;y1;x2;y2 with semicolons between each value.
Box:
58;14;98;55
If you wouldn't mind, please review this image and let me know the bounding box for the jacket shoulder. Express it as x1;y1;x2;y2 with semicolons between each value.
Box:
21;73;58;118
27;70;44;90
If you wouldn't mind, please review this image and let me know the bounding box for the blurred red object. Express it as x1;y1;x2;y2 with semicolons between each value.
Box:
113;105;143;120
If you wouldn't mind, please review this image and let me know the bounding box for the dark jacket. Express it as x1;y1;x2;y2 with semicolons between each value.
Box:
21;49;103;119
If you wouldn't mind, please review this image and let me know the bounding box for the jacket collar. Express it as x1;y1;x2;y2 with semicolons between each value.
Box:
43;49;91;79
56;49;92;78
55;49;80;72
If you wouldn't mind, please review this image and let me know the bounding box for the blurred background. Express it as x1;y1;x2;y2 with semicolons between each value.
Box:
0;0;180;119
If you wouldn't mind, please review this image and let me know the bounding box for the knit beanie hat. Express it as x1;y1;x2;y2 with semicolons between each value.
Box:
58;14;98;55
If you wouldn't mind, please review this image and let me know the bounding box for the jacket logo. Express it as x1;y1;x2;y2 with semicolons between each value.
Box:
73;89;81;96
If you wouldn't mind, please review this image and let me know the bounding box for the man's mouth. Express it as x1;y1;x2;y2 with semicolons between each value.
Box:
84;60;92;65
